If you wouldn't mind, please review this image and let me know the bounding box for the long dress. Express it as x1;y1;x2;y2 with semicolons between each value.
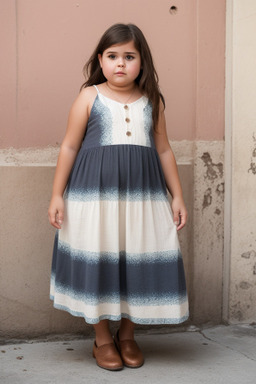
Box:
50;85;189;325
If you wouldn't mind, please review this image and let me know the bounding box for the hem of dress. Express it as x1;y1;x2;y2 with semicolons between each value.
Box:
50;295;189;325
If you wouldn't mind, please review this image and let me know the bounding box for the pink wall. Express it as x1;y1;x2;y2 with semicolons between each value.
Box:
196;1;226;139
0;0;225;148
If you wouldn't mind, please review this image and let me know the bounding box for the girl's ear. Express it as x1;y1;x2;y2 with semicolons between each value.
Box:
98;54;103;68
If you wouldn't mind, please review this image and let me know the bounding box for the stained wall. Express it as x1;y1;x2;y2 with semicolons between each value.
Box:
225;0;256;323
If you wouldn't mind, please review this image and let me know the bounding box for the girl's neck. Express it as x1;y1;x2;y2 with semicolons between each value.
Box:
105;81;137;94
105;81;138;104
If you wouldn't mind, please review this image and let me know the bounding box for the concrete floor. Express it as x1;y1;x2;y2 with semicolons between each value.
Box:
1;325;256;384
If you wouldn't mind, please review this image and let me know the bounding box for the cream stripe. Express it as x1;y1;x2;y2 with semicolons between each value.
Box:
50;289;189;323
59;200;180;253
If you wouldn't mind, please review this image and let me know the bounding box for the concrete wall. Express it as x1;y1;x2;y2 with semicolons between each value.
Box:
0;153;194;338
0;142;225;338
0;0;227;338
224;0;256;323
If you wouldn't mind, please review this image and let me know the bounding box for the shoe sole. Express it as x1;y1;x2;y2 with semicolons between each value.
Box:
95;361;123;371
123;361;144;369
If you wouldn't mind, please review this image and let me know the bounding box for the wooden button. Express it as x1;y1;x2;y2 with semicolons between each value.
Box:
124;105;129;110
126;131;132;136
125;117;130;123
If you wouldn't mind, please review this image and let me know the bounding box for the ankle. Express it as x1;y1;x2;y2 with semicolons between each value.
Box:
95;335;114;347
93;319;113;347
118;329;135;341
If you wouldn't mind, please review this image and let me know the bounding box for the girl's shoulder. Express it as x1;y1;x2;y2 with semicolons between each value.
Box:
77;85;98;112
79;85;98;100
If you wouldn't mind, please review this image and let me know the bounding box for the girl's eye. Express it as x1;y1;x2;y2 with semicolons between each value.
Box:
126;55;134;61
108;54;116;59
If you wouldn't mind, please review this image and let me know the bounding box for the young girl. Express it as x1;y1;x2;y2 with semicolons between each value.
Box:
48;23;189;371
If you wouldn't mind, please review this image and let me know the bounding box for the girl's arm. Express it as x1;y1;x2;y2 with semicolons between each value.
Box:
48;88;93;229
153;102;187;231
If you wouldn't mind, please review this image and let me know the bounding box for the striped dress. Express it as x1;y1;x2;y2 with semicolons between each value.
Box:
50;85;189;325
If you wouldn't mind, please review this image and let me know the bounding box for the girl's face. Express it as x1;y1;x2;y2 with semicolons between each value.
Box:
98;40;141;87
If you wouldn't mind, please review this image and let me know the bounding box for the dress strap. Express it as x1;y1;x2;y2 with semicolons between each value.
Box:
93;85;100;94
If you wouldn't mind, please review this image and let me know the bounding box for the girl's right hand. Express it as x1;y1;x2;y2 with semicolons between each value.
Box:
48;195;65;229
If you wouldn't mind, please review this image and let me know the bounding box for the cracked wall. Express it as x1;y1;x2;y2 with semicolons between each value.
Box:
228;0;256;323
192;142;224;324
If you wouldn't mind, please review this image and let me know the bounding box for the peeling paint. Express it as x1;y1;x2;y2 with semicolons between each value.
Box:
216;182;225;195
248;133;256;174
0;147;59;166
230;301;246;322
215;208;221;215
202;188;212;209
234;311;243;321
253;264;256;275
241;250;256;259
239;281;252;290
201;152;223;180
248;162;256;174
231;307;243;322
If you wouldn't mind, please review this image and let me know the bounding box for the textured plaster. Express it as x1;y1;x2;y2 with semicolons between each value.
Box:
192;141;225;324
0;141;194;166
228;0;256;323
0;147;59;166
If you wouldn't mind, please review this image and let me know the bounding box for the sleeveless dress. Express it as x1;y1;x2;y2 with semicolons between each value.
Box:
50;85;189;325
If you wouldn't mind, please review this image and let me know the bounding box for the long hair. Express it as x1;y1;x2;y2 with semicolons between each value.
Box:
80;23;164;130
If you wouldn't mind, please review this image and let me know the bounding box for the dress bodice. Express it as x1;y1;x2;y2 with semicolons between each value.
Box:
81;86;155;150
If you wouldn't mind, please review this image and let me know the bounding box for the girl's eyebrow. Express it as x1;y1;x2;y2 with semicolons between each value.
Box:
106;51;137;55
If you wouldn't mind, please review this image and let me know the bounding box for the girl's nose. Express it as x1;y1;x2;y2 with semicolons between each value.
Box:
117;58;125;67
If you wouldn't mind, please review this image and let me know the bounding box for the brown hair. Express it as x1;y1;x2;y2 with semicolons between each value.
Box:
80;23;164;130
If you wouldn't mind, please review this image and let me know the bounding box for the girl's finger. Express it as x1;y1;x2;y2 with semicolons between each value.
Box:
48;211;55;225
177;212;187;231
173;211;180;227
48;210;61;229
56;211;64;226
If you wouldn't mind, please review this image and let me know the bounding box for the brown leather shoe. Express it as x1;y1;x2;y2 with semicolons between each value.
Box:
114;332;144;368
93;341;123;371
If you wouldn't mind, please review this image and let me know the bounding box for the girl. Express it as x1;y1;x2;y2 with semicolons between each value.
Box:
48;23;189;371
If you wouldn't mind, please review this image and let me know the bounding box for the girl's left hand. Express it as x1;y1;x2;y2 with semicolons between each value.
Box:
171;196;187;231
